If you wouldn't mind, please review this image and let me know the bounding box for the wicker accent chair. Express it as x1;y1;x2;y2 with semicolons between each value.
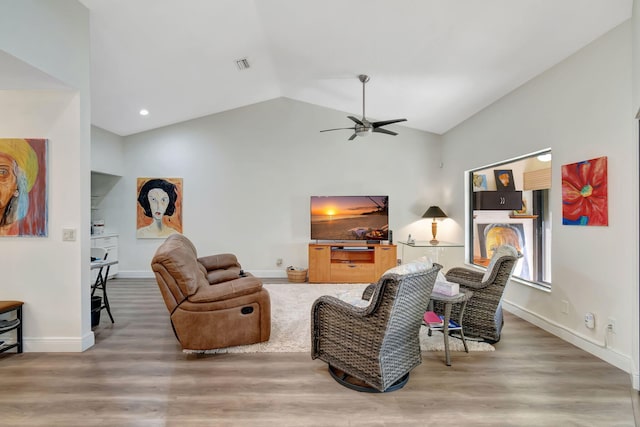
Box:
437;244;521;343
311;263;441;392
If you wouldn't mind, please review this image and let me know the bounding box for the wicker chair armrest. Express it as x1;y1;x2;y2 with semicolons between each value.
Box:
313;295;371;318
362;284;376;301
445;267;488;289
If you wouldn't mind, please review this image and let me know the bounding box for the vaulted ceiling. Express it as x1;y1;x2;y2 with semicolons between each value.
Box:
80;0;632;136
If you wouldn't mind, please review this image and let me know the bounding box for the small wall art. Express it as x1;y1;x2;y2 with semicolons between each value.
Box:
136;177;183;238
473;174;488;191
494;169;515;191
0;138;48;237
561;156;608;226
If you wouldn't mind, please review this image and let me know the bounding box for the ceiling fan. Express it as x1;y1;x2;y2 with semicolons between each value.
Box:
320;74;407;141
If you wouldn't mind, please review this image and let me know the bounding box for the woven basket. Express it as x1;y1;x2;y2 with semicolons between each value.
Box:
287;269;308;283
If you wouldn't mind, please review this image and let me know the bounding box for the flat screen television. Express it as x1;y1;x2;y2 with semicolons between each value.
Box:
310;196;389;241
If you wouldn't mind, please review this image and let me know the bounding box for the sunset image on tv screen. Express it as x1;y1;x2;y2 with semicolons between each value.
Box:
310;196;389;241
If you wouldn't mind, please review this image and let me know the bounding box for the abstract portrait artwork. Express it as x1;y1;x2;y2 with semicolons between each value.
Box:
561;156;608;226
136;177;183;238
473;174;488;191
0;138;48;237
477;222;530;280
494;169;515;191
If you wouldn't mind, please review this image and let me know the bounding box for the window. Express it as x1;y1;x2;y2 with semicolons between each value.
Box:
468;151;551;288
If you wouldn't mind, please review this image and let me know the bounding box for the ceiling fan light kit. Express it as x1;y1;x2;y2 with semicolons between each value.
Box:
320;74;407;140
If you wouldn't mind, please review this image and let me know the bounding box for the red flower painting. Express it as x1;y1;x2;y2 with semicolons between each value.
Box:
561;156;608;226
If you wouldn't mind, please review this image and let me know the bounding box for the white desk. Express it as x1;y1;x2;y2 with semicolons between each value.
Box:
91;259;118;324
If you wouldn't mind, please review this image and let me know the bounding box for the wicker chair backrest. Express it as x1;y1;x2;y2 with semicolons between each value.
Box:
482;244;520;283
362;265;438;351
381;264;441;344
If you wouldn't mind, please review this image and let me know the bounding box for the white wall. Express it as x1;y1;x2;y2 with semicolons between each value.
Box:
631;0;640;389
442;21;635;375
91;125;124;175
0;1;92;351
100;97;443;277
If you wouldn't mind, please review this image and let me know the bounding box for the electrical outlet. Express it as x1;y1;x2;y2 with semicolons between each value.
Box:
584;312;595;329
561;300;569;314
276;258;283;267
607;317;616;334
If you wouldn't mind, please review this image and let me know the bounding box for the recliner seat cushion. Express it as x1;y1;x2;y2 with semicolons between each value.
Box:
205;268;241;285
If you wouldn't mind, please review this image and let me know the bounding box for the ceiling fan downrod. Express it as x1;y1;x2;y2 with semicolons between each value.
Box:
359;74;370;121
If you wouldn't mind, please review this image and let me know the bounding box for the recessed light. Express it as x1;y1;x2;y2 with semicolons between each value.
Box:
139;109;149;116
537;153;552;162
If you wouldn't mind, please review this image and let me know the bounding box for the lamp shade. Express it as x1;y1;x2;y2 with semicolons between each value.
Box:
422;206;447;219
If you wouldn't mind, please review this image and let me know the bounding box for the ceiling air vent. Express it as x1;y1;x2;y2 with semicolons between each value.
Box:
235;58;250;71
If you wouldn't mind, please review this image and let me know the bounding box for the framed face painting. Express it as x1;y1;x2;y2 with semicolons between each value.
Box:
494;169;515;191
0;138;48;237
136;177;183;238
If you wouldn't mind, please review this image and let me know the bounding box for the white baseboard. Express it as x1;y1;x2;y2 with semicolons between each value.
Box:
503;300;633;375
117;270;155;279
22;332;95;352
117;269;288;279
250;270;287;278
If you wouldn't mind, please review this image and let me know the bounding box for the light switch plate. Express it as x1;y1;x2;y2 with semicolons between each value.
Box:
62;228;77;241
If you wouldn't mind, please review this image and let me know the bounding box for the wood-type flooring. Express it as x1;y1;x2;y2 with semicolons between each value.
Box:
0;278;638;426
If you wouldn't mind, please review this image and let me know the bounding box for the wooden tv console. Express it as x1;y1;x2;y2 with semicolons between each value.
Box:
308;243;397;283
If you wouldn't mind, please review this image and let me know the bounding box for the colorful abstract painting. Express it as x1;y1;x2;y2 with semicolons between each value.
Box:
136;177;183;238
0;138;48;237
473;174;488;191
561;156;608;226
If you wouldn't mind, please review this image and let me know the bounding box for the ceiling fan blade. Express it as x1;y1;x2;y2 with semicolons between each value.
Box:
348;133;358;141
347;116;364;125
372;118;407;128
372;127;398;136
320;127;356;132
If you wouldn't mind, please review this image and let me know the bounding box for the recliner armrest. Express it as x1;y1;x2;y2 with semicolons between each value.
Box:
198;253;241;271
188;276;263;303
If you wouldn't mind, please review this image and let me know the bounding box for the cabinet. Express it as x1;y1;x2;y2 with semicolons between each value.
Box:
0;301;23;354
473;191;522;210
308;243;397;283
91;234;118;280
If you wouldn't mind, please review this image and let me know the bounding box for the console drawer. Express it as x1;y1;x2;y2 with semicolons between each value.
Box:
331;263;374;283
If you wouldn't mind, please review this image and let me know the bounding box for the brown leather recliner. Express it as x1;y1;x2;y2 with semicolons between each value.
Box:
151;234;270;350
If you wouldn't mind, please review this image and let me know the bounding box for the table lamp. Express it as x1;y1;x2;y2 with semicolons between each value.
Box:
422;206;447;244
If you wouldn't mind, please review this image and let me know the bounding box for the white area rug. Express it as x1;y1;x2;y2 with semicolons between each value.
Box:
185;283;494;354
